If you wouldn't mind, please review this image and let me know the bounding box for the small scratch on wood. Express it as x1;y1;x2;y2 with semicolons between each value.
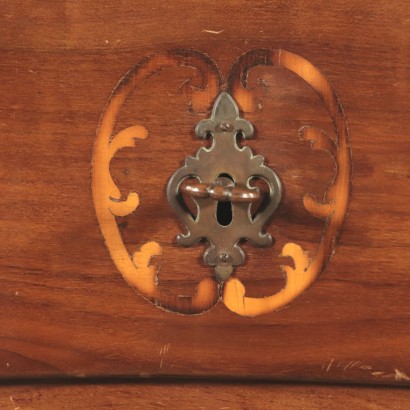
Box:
159;343;171;369
159;343;171;355
369;368;410;382
350;360;362;369
343;361;353;371
323;360;409;383
343;360;361;371
326;358;334;372
395;369;410;381
202;29;224;34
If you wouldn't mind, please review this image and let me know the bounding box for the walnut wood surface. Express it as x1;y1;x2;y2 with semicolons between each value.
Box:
0;0;409;384
1;381;410;410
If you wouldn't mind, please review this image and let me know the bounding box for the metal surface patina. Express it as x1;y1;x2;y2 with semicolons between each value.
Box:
167;92;282;281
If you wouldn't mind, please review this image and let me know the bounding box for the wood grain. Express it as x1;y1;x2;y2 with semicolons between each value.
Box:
1;381;410;409
0;0;409;384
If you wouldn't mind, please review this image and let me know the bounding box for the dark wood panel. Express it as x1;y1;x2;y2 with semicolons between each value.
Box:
0;0;409;384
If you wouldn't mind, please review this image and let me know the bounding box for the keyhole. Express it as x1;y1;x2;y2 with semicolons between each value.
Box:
217;201;232;226
216;173;233;226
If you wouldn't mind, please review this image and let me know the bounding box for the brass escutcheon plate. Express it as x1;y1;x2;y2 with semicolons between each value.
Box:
167;92;282;282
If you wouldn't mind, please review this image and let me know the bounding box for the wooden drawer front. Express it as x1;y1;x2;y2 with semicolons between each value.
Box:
0;0;409;385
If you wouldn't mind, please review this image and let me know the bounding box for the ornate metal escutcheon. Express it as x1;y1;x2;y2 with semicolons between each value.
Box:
167;92;282;281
